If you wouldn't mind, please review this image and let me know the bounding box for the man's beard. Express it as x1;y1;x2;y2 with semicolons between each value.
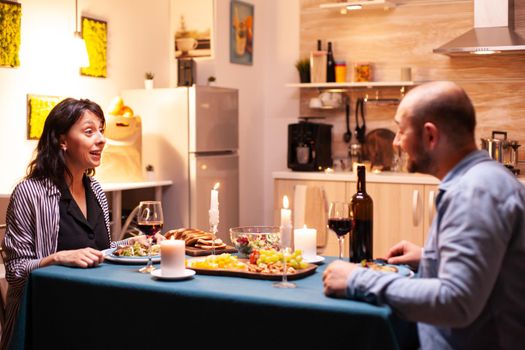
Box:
407;147;433;174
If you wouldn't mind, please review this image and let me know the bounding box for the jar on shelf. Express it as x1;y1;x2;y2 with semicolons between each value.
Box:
335;61;347;83
354;62;373;82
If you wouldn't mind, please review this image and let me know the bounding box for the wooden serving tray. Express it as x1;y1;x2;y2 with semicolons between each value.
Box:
185;245;238;257
188;259;318;281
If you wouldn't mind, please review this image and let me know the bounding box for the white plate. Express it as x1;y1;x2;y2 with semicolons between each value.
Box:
102;248;161;264
304;255;325;264
150;269;196;281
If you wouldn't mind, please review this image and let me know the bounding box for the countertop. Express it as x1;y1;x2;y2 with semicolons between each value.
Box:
273;170;525;186
0;179;173;198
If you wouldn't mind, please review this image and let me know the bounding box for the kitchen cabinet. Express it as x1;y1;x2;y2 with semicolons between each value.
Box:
273;172;440;259
274;179;350;257
349;182;438;258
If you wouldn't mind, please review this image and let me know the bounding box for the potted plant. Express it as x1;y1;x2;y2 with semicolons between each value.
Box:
295;58;311;83
207;76;216;86
145;164;155;181
144;72;154;89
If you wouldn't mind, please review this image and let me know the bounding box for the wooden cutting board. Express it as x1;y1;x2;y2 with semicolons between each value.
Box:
188;259;318;281
185;245;238;257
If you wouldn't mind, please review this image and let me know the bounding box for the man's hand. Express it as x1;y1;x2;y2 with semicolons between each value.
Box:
386;240;422;269
323;260;359;298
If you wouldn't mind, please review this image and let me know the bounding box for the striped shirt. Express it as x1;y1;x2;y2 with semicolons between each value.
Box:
1;176;125;350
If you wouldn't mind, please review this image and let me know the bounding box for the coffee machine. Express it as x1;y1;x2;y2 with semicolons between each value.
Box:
288;118;332;171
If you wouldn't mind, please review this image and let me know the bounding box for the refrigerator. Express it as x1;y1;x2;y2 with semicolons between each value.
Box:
122;86;239;242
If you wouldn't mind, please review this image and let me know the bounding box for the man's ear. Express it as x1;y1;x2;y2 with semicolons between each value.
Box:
423;122;439;150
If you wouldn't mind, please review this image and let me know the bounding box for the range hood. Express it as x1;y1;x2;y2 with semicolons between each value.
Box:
434;0;525;56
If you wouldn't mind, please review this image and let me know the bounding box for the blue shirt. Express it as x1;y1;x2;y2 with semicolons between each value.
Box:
347;150;525;349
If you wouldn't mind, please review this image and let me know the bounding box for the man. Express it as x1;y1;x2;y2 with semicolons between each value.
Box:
323;81;525;349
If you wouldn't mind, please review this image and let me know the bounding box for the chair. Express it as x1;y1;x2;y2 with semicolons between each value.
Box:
0;224;7;336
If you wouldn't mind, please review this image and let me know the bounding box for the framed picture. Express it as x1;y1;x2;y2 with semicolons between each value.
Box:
230;0;253;65
0;0;22;68
173;0;213;59
81;16;107;78
27;94;63;140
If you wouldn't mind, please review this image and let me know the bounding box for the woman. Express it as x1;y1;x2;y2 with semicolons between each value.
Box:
1;98;160;349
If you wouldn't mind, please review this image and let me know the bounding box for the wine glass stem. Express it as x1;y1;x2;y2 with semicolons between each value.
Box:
282;249;288;283
338;236;344;260
147;237;152;268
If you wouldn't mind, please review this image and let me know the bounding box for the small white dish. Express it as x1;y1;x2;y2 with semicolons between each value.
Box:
304;255;325;264
151;269;195;281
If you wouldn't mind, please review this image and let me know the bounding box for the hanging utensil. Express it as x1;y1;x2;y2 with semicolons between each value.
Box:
343;99;351;143
355;98;366;144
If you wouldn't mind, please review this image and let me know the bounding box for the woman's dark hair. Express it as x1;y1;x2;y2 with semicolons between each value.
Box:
26;98;105;185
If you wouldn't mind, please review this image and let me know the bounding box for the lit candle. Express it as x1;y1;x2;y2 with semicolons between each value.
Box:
160;239;185;277
280;195;292;248
293;225;317;260
209;182;220;226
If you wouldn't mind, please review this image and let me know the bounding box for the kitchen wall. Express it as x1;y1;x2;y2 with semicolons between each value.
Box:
0;0;300;228
299;0;525;166
0;0;171;192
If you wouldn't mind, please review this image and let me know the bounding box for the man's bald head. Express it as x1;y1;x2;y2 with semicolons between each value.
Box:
400;81;476;147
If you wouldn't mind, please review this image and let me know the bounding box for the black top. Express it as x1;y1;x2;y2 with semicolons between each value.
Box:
56;175;110;251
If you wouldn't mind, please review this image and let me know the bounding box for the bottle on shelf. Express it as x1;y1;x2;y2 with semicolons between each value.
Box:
326;41;335;83
350;165;373;263
310;39;327;83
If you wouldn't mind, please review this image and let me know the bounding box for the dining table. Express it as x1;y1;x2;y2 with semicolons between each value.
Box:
9;256;418;349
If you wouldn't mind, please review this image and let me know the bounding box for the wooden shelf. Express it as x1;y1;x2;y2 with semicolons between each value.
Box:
286;81;416;89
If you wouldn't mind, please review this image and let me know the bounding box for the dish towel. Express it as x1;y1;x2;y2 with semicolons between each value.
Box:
293;185;328;251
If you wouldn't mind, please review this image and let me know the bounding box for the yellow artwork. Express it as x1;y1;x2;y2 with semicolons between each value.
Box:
0;0;22;67
27;95;63;140
80;16;107;78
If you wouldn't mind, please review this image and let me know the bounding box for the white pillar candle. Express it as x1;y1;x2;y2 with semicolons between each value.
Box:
294;225;317;260
209;182;220;226
280;195;292;248
160;239;185;277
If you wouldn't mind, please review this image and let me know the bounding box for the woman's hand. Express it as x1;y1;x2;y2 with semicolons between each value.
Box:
323;260;359;298
41;248;104;268
386;240;422;269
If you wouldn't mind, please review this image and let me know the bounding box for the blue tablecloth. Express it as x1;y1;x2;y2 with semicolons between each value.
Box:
10;257;417;349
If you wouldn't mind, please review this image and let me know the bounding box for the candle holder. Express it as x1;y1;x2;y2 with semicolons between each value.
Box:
209;208;219;256
209;223;218;256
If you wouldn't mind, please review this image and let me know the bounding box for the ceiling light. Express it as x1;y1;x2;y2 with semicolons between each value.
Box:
74;0;89;67
346;4;363;10
471;50;500;55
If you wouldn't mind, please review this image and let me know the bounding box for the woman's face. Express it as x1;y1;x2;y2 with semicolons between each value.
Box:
60;110;106;174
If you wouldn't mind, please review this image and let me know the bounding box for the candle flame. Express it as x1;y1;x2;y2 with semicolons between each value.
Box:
213;182;220;190
283;195;289;209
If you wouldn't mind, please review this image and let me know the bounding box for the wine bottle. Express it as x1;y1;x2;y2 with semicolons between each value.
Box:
326;41;336;83
311;39;327;83
350;165;373;263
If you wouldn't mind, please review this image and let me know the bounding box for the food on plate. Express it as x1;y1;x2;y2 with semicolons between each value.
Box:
361;260;398;273
186;249;309;275
165;228;227;249
112;242;160;257
186;253;247;270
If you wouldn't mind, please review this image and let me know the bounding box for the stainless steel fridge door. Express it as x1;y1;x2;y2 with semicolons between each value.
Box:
189;152;239;243
189;86;239;153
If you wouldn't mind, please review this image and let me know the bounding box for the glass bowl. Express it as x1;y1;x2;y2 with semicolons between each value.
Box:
229;226;280;258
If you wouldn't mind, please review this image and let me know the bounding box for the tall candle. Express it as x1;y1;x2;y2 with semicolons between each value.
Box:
280;195;292;248
294;225;317;260
160;239;185;277
209;182;220;226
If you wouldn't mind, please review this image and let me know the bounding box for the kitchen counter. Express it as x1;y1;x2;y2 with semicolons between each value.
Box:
273;170;441;185
273;170;525;186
